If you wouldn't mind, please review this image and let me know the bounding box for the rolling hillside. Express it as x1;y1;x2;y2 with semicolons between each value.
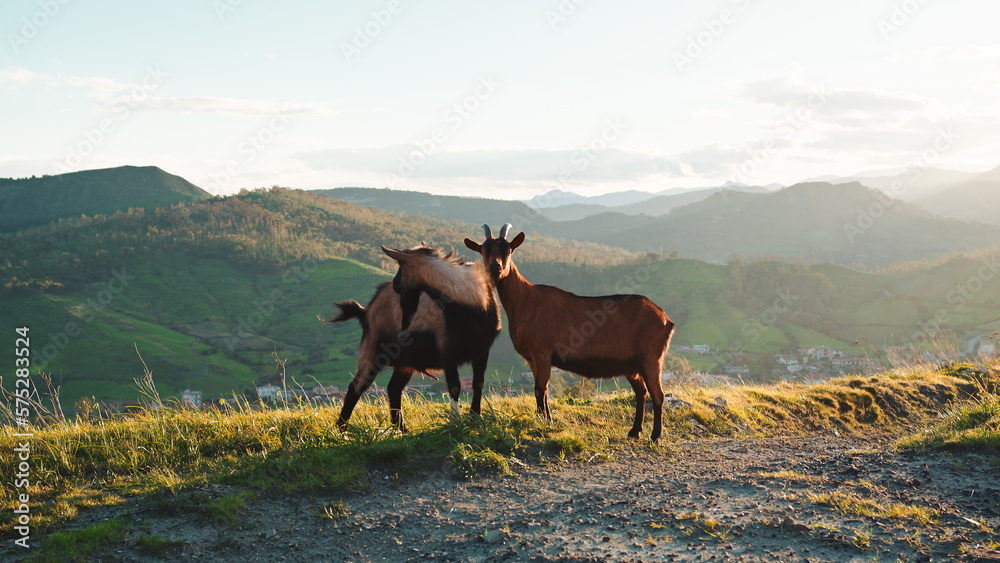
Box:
0;186;640;408
5;169;1000;410
0;165;210;233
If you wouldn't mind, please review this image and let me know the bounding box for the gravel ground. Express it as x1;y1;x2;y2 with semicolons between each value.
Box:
57;430;1000;562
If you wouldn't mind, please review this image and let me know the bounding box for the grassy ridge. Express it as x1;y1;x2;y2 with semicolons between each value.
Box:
2;362;996;559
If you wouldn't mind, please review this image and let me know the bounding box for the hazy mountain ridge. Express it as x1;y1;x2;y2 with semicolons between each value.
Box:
548;181;1000;267
807;165;1000;226
320;182;1000;267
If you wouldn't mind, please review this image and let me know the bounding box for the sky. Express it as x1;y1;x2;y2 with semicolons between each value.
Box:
2;0;999;199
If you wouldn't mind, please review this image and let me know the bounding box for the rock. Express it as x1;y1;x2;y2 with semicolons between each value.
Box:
780;517;809;533
712;396;729;409
666;395;694;410
484;529;505;543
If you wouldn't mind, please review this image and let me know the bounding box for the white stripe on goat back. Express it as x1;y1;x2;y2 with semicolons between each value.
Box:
411;248;491;310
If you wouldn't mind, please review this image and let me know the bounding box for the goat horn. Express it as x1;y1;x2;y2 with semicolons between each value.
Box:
380;245;409;262
482;224;493;238
499;223;513;240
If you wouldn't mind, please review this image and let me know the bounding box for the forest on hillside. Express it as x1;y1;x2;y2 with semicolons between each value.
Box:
0;187;642;294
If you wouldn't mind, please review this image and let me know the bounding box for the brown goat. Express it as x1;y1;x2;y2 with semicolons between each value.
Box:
465;224;675;441
322;245;500;431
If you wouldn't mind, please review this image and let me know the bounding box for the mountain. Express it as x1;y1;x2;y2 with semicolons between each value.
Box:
523;189;666;209
915;165;1000;226
315;183;1000;267
820;167;978;201
544;182;1000;267
531;185;772;221
313;187;554;232
0;165;210;233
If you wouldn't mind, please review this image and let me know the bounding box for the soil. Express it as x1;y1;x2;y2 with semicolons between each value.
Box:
66;430;1000;562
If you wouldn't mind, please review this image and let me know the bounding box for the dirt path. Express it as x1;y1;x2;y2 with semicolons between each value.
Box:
74;431;1000;562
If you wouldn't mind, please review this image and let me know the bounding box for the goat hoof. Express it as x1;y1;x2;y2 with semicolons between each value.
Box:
627;429;641;439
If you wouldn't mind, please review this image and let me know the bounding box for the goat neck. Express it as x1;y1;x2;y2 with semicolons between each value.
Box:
494;259;533;311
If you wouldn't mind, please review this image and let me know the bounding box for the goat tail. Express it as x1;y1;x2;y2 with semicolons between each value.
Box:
663;319;677;351
320;300;366;325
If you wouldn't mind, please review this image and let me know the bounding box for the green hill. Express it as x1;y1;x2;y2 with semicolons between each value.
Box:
0;188;638;407
0;165;210;233
5;184;1000;410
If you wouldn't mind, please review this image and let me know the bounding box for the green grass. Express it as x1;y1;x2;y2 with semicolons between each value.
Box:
808;491;940;527
204;491;255;527
895;363;1000;451
28;519;125;563
135;533;184;557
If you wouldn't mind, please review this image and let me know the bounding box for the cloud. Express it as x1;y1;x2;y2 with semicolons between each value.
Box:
3;67;334;116
916;45;1000;61
737;72;1000;158
0;66;41;88
293;146;693;185
121;96;334;116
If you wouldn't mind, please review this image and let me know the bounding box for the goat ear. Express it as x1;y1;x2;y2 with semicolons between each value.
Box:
464;238;482;253
381;245;409;263
509;231;525;250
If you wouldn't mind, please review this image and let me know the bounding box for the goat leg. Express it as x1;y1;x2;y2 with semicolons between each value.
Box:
469;353;488;416
443;362;462;417
338;362;382;430
386;367;414;433
626;374;648;439
529;358;553;420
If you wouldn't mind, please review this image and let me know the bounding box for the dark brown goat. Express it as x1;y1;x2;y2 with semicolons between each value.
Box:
465;224;675;441
322;245;500;431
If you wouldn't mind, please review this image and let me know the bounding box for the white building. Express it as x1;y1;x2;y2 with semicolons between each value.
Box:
691;344;710;354
181;389;202;408
257;384;282;401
